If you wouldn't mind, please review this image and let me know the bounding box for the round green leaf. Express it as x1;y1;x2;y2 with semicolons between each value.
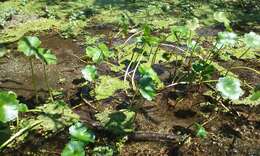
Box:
81;65;97;82
69;122;95;144
217;32;237;48
243;32;260;49
0;91;19;123
18;36;41;56
216;77;244;100
61;140;85;156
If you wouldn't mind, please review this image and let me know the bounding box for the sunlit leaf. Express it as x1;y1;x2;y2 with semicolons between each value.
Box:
217;32;237;48
18;36;41;56
171;25;189;39
186;18;200;31
0;91;20;123
243;32;260;49
69;122;95;144
86;46;103;63
213;12;231;31
98;43;112;58
61;140;85;156
37;48;57;65
86;43;112;63
216;77;244;100
81;65;97;82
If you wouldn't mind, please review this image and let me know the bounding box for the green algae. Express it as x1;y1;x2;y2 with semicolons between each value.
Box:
0;19;62;43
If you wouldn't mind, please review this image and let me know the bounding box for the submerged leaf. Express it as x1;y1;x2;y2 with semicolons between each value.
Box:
30;100;79;133
0;91;20;123
95;76;129;100
95;109;135;135
61;140;85;156
216;77;244;100
69;122;95;144
18;36;41;56
81;65;97;82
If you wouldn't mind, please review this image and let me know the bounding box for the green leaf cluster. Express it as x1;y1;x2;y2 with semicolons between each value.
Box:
192;60;215;80
137;25;160;46
62;122;95;156
18;36;57;65
86;43;113;63
138;64;163;101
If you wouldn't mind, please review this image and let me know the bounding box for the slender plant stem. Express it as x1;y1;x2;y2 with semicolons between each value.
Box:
225;48;250;76
131;53;144;91
231;66;260;75
165;79;218;88
124;53;136;83
29;57;38;104
43;64;53;102
123;31;142;47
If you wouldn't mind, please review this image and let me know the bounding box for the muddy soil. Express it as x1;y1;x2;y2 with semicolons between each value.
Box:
0;32;260;156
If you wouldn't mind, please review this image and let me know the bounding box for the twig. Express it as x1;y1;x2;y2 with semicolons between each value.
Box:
160;43;186;53
0;121;42;151
123;31;142;47
82;98;98;112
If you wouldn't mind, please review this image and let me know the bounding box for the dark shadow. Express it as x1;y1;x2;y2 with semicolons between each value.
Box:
171;125;192;135
167;145;182;156
137;106;160;125
17;95;45;109
219;124;241;138
174;109;196;119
